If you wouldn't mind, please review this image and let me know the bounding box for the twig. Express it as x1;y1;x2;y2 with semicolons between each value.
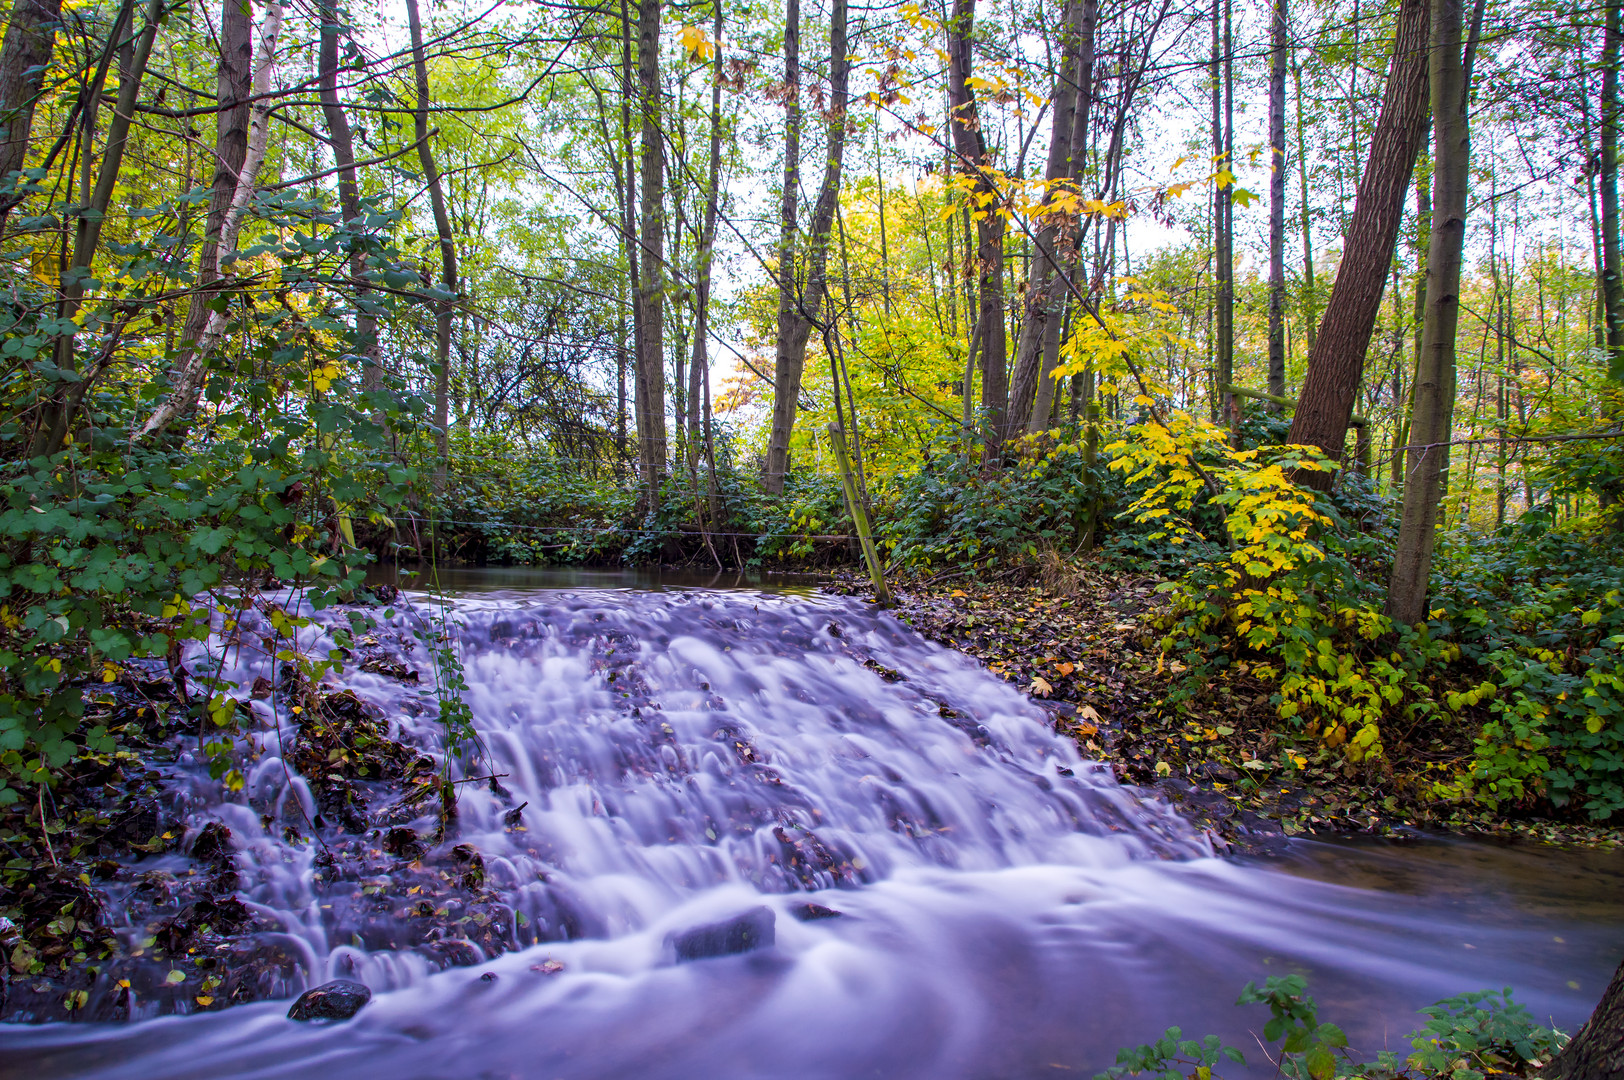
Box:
37;784;58;870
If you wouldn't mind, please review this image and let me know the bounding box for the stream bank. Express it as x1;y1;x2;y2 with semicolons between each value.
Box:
830;566;1624;849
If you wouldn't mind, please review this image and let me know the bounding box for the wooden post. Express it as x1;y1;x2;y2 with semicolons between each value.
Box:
827;423;892;606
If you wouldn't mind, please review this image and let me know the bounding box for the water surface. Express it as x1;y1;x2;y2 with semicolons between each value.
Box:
2;572;1616;1079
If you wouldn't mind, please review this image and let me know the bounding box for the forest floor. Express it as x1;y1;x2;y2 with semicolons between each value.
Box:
825;562;1622;852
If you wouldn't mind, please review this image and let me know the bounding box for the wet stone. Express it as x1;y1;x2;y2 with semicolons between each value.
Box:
287;979;372;1022
790;902;843;922
190;821;234;868
668;906;776;962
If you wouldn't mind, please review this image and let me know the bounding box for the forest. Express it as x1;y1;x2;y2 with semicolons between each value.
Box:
1;0;1623;1071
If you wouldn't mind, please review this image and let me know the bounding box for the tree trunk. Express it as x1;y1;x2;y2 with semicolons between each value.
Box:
133;0;249;444
0;0;63;221
1294;61;1317;355
1007;0;1087;434
689;1;725;545
176;0;252;357
1211;0;1232;429
405;0;458;496
134;1;283;443
1028;0;1097;434
317;0;382;399
1602;0;1624;383
946;0;1009;459
618;0;639;475
1545;957;1624;1080
632;0;667;509
763;0;802;496
1267;0;1288;404
1285;0;1430;486
1219;0;1235;437
32;0;141;454
1385;0;1468;626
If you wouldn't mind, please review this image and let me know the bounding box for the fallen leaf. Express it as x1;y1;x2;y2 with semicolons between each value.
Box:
1030;676;1053;697
1055;662;1075;676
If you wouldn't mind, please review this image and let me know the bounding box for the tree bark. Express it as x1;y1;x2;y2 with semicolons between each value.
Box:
1385;0;1468;626
946;0;1010;459
1218;0;1235;434
405;0;458;496
634;0;667;507
1545;956;1624;1080
1294;61;1317;355
175;0;252;359
317;0;382;399
762;0;801;495
765;0;851;490
1285;0;1431;486
135;1;283;442
1007;0;1086;434
689;2;725;543
1267;0;1289;404
1029;0;1096;434
617;0;638;474
133;0;250;443
1602;0;1624;383
0;0;63;220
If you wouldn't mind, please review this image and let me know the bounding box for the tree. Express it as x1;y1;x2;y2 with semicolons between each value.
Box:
765;0;852;492
405;0;459;495
1602;0;1624;383
1285;0;1431;484
1386;0;1483;624
763;0;802;495
0;0;63;222
1267;0;1289;404
317;0;382;398
1545;956;1624;1080
136;1;283;442
1008;0;1088;435
634;0;668;508
945;0;1010;458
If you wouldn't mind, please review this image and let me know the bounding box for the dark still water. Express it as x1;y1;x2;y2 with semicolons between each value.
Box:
3;572;1618;1080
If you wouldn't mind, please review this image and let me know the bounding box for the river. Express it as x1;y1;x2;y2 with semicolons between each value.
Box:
2;571;1618;1079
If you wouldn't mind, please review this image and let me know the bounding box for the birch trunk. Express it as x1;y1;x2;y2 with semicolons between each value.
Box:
135;2;283;442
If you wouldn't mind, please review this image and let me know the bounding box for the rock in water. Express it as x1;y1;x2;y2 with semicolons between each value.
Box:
287;980;372;1022
669;907;775;962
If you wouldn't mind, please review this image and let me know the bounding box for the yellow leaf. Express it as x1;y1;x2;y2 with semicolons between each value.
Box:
1030;676;1053;697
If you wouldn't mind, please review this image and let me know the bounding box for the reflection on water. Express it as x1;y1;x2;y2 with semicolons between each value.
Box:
0;578;1618;1080
365;562;828;595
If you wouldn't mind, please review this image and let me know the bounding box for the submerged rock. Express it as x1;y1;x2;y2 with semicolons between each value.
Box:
668;907;775;962
790;902;843;922
287;980;372;1022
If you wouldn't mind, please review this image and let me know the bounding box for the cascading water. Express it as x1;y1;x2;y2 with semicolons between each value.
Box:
2;577;1620;1080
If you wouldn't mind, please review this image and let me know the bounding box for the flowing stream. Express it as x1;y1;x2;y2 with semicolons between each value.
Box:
2;571;1620;1079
